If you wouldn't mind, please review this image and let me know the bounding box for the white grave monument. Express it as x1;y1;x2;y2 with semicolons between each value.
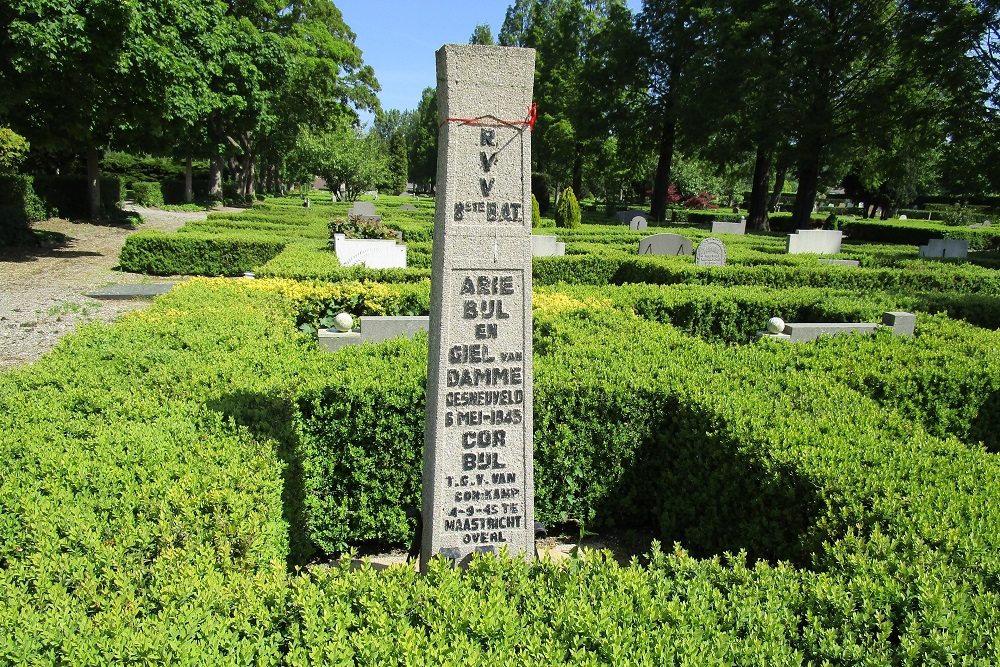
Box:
786;229;843;254
918;238;968;259
421;45;536;571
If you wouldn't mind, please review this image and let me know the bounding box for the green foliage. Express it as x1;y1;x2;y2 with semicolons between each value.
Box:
938;202;977;227
31;175;123;219
0;127;29;174
0;174;47;244
119;232;285;276
4;278;1000;661
329;214;398;242
554;187;581;228
132;181;165;207
531;193;546;228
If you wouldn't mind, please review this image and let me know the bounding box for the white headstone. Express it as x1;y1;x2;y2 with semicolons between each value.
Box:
695;237;727;266
629;215;648;231
711;220;746;235
918;238;968;259
786;229;843;254
421;44;536;571
638;233;693;256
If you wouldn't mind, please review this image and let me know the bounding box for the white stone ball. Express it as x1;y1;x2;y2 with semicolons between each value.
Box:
766;317;785;334
333;312;354;332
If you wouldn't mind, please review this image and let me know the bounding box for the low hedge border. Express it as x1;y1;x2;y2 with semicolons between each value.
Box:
119;231;285;275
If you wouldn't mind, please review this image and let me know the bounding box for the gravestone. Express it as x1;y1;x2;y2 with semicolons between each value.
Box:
711;220;746;235
638;233;692;256
350;201;377;217
629;215;648;231
531;235;564;256
786;229;843;254
695;237;726;266
918;238;968;259
421;44;536;572
400;203;417;211
616;209;647;224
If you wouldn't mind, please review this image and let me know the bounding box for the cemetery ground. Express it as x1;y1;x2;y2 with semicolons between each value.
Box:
0;205;247;368
3;191;1000;662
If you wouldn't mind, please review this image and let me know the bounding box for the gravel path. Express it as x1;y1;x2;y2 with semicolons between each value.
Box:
0;206;232;370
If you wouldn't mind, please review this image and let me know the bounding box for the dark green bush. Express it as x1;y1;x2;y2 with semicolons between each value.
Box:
132;180;165;207
119;231;285;275
0;174;47;244
32;174;123;218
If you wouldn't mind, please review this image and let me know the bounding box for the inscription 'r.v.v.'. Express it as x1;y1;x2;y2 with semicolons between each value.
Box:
480;152;498;172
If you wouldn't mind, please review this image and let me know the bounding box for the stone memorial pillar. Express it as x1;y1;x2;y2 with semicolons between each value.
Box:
421;44;536;571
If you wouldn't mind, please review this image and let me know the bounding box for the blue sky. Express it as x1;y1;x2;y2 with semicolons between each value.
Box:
336;0;643;124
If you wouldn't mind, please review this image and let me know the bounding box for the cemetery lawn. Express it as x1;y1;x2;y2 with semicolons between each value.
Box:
3;195;1000;662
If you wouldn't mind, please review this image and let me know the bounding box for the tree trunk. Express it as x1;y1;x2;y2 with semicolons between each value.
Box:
241;154;255;199
748;146;772;231
86;144;101;220
650;115;677;222
791;142;823;229
768;158;788;212
184;157;194;203
208;156;223;201
571;144;583;200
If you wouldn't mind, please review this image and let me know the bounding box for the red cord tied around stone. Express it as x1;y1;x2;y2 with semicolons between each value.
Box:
441;102;537;131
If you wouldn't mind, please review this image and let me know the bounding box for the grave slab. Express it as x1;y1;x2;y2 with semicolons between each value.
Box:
531;235;564;256
918;239;968;259
786;229;843;254
818;259;860;267
360;316;429;343
86;283;175;299
317;330;361;351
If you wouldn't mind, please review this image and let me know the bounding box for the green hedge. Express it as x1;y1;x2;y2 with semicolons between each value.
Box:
838;217;1000;249
532;253;1000;294
4;279;1000;662
119;231;285;275
32;174;123;218
132;180;165;207
0;174;47;244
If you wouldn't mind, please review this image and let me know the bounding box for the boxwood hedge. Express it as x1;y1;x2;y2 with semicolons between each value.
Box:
4;278;1000;663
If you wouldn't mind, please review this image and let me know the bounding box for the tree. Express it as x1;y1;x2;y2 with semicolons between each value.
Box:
0;0;208;218
469;23;495;45
500;0;635;201
407;87;438;193
638;0;709;221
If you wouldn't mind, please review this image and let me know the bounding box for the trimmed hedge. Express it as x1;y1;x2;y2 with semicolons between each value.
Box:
0;174;47;244
532;252;1000;295
838;216;1000;249
4;278;1000;662
132;180;165;207
32;174;123;218
119;231;285;275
